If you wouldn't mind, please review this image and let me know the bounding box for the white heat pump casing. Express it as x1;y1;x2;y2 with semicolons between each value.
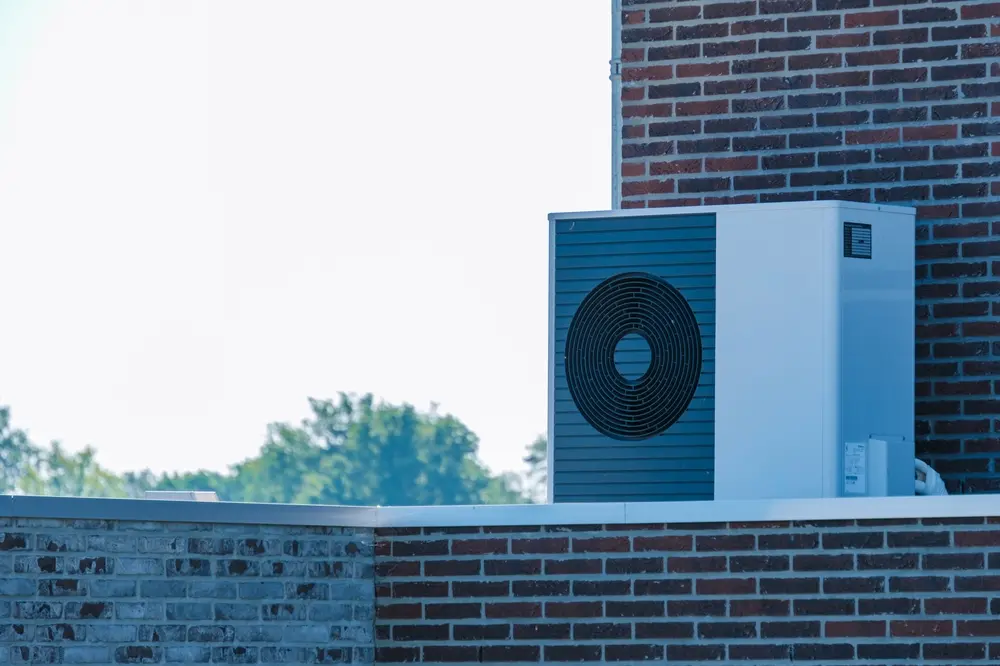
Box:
547;201;915;503
712;201;915;501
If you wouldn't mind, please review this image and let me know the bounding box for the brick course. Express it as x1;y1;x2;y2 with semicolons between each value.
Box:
0;516;375;664
375;518;1000;663
617;0;1000;493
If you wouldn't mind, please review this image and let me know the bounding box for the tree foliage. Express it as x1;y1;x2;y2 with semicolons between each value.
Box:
2;407;139;497
0;396;547;505
523;435;547;503
0;406;41;494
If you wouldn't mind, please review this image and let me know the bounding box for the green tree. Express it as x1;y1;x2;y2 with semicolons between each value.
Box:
0;406;41;493
1;407;145;497
152;393;526;506
523;435;547;503
0;397;535;506
19;443;139;498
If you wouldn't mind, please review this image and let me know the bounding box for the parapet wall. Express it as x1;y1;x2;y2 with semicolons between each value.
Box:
4;495;1000;664
376;516;1000;664
0;500;375;665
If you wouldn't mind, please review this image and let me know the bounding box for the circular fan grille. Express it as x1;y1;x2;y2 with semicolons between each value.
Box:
565;271;702;441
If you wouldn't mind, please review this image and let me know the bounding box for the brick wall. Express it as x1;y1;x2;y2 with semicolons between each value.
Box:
375;518;1000;663
616;0;1000;493
6;505;1000;664
0;516;375;664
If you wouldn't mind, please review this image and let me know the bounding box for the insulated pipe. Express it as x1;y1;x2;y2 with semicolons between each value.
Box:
610;0;622;210
915;459;948;496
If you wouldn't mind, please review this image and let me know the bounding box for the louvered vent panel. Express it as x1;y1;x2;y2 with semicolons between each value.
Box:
552;213;716;502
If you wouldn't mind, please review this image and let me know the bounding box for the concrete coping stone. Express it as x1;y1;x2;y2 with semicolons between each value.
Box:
2;493;998;529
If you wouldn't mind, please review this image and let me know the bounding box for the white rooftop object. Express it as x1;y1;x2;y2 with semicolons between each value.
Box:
547;201;916;503
143;490;219;502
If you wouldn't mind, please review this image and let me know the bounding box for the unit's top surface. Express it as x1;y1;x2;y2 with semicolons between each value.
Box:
549;200;916;222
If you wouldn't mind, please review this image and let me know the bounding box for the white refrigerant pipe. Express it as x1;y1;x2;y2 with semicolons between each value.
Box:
915;459;948;496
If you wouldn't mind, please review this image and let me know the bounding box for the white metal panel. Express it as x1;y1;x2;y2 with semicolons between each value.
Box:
837;204;916;496
546;216;556;504
713;205;834;501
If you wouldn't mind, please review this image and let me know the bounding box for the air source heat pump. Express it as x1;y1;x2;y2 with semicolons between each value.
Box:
547;201;915;504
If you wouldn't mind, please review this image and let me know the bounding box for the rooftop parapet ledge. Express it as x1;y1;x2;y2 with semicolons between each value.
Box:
3;493;999;528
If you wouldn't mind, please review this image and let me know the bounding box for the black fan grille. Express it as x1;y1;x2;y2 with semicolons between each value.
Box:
564;272;703;441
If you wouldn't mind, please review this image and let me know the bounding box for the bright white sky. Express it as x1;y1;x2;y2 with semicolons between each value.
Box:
0;1;610;478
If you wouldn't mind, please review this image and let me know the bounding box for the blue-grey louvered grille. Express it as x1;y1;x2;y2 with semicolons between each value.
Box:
564;272;702;441
552;212;716;503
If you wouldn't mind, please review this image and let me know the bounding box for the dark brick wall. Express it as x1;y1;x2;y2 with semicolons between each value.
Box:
616;0;1000;493
375;519;1000;663
0;516;375;664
